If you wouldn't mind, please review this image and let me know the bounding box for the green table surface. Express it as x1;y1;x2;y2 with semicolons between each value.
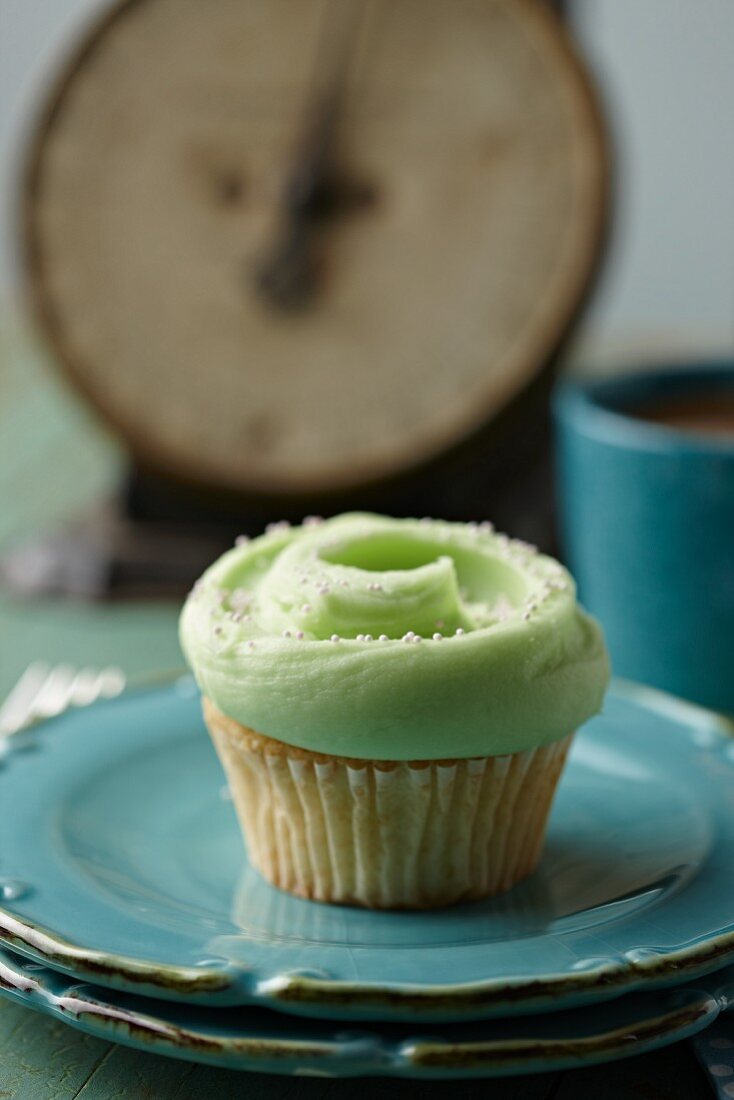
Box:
0;319;712;1097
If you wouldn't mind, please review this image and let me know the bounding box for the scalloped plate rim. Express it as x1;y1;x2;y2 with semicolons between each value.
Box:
0;675;733;1021
0;946;731;1078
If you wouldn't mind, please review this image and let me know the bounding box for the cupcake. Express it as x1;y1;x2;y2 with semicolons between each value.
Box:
180;513;609;909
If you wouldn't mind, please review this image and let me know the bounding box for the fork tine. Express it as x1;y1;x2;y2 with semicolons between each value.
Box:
0;662;52;735
98;667;126;699
68;667;104;708
1;662;128;738
31;664;79;720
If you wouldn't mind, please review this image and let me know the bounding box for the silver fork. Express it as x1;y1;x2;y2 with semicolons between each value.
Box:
0;662;126;737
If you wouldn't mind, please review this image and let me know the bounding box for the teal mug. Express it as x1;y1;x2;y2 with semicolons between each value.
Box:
554;364;734;714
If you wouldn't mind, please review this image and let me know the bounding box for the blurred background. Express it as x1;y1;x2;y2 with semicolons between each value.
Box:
1;0;733;705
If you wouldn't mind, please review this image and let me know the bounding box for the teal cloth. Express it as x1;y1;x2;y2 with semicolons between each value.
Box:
693;1020;734;1099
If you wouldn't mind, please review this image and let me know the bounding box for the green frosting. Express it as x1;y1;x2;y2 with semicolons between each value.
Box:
179;513;609;760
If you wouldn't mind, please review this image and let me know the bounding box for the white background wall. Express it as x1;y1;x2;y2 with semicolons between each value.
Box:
572;0;734;365
1;0;107;286
1;0;733;363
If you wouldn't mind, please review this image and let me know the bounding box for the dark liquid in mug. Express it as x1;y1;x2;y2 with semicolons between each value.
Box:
631;393;734;437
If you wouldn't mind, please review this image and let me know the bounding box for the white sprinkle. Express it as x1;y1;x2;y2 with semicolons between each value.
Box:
402;634;413;644
266;520;290;534
466;521;479;533
303;515;323;526
235;534;250;546
479;521;494;533
340;579;350;587
242;614;252;623
412;634;422;643
379;634;389;642
318;585;331;595
330;634;340;643
282;630;291;638
301;603;312;613
368;582;383;591
231;612;243;622
356;634;366;642
455;628;465;637
364;634;373;643
295;630;305;640
230;588;251;610
247;640;255;649
420;516;432;524
433;633;443;641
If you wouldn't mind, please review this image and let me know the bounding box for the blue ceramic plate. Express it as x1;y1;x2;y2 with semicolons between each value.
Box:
1;677;733;1023
1;946;732;1078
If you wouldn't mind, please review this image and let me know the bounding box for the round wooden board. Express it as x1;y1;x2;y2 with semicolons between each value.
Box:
24;0;608;496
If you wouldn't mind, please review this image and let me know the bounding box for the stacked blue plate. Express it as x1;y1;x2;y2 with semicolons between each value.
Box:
0;677;732;1078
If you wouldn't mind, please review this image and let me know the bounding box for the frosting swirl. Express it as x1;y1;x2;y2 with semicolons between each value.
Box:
180;513;609;759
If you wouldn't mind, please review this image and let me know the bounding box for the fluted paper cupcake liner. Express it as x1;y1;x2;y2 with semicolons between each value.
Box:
205;698;572;910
